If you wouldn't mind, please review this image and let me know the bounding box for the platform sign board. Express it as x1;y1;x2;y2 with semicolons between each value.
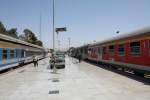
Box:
55;27;67;33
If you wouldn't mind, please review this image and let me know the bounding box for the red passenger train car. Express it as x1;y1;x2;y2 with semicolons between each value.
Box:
72;27;150;76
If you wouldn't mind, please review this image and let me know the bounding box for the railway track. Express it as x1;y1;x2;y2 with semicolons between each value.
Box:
84;59;150;84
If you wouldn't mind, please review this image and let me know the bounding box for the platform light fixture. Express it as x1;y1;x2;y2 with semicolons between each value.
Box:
116;31;120;34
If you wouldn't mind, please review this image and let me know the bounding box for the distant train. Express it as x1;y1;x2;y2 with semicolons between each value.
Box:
0;33;47;71
71;27;150;76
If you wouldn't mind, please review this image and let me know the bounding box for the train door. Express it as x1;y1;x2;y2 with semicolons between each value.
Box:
95;47;98;61
97;47;102;61
24;50;26;58
87;47;92;60
87;48;90;60
84;46;88;59
102;46;108;60
92;47;99;61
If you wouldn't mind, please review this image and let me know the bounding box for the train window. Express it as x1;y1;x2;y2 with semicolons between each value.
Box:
21;50;24;58
109;45;114;54
27;50;34;57
130;41;140;55
88;48;91;51
16;49;19;58
2;49;7;60
17;49;22;58
103;47;107;54
88;48;91;54
10;50;14;59
118;44;125;55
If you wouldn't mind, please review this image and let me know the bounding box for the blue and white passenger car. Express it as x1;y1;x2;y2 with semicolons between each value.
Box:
0;33;46;71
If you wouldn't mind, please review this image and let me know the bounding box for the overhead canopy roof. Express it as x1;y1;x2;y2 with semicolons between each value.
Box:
0;33;44;49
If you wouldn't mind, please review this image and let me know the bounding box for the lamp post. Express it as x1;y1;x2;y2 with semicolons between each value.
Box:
53;0;55;51
39;13;42;40
52;0;57;73
52;0;67;73
68;37;70;49
52;0;67;51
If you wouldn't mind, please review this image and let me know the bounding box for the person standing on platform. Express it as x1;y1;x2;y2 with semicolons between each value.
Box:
49;53;55;70
36;57;38;67
49;56;53;70
33;56;37;67
33;56;38;67
78;54;82;63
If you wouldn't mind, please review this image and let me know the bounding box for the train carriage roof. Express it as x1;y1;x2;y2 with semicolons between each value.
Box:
91;27;150;46
0;33;45;49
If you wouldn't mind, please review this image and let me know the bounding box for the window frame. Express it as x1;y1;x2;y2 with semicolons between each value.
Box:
130;41;141;56
10;49;15;59
21;50;25;58
2;49;7;61
102;47;107;54
118;44;125;56
109;45;114;55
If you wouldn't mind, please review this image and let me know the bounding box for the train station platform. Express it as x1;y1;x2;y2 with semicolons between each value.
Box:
0;56;150;100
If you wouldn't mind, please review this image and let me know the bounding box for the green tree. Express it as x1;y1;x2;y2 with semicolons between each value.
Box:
0;21;43;46
35;40;43;46
19;28;43;46
0;21;7;34
0;21;18;38
7;28;18;38
23;29;38;44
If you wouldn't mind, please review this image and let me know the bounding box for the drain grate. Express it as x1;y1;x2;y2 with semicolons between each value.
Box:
49;90;59;94
52;79;59;82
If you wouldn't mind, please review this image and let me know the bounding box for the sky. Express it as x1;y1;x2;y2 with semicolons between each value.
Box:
0;0;150;49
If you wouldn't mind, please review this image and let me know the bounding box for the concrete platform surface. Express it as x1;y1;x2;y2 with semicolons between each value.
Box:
0;56;150;100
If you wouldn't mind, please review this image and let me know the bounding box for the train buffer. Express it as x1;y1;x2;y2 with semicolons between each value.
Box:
0;56;150;100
